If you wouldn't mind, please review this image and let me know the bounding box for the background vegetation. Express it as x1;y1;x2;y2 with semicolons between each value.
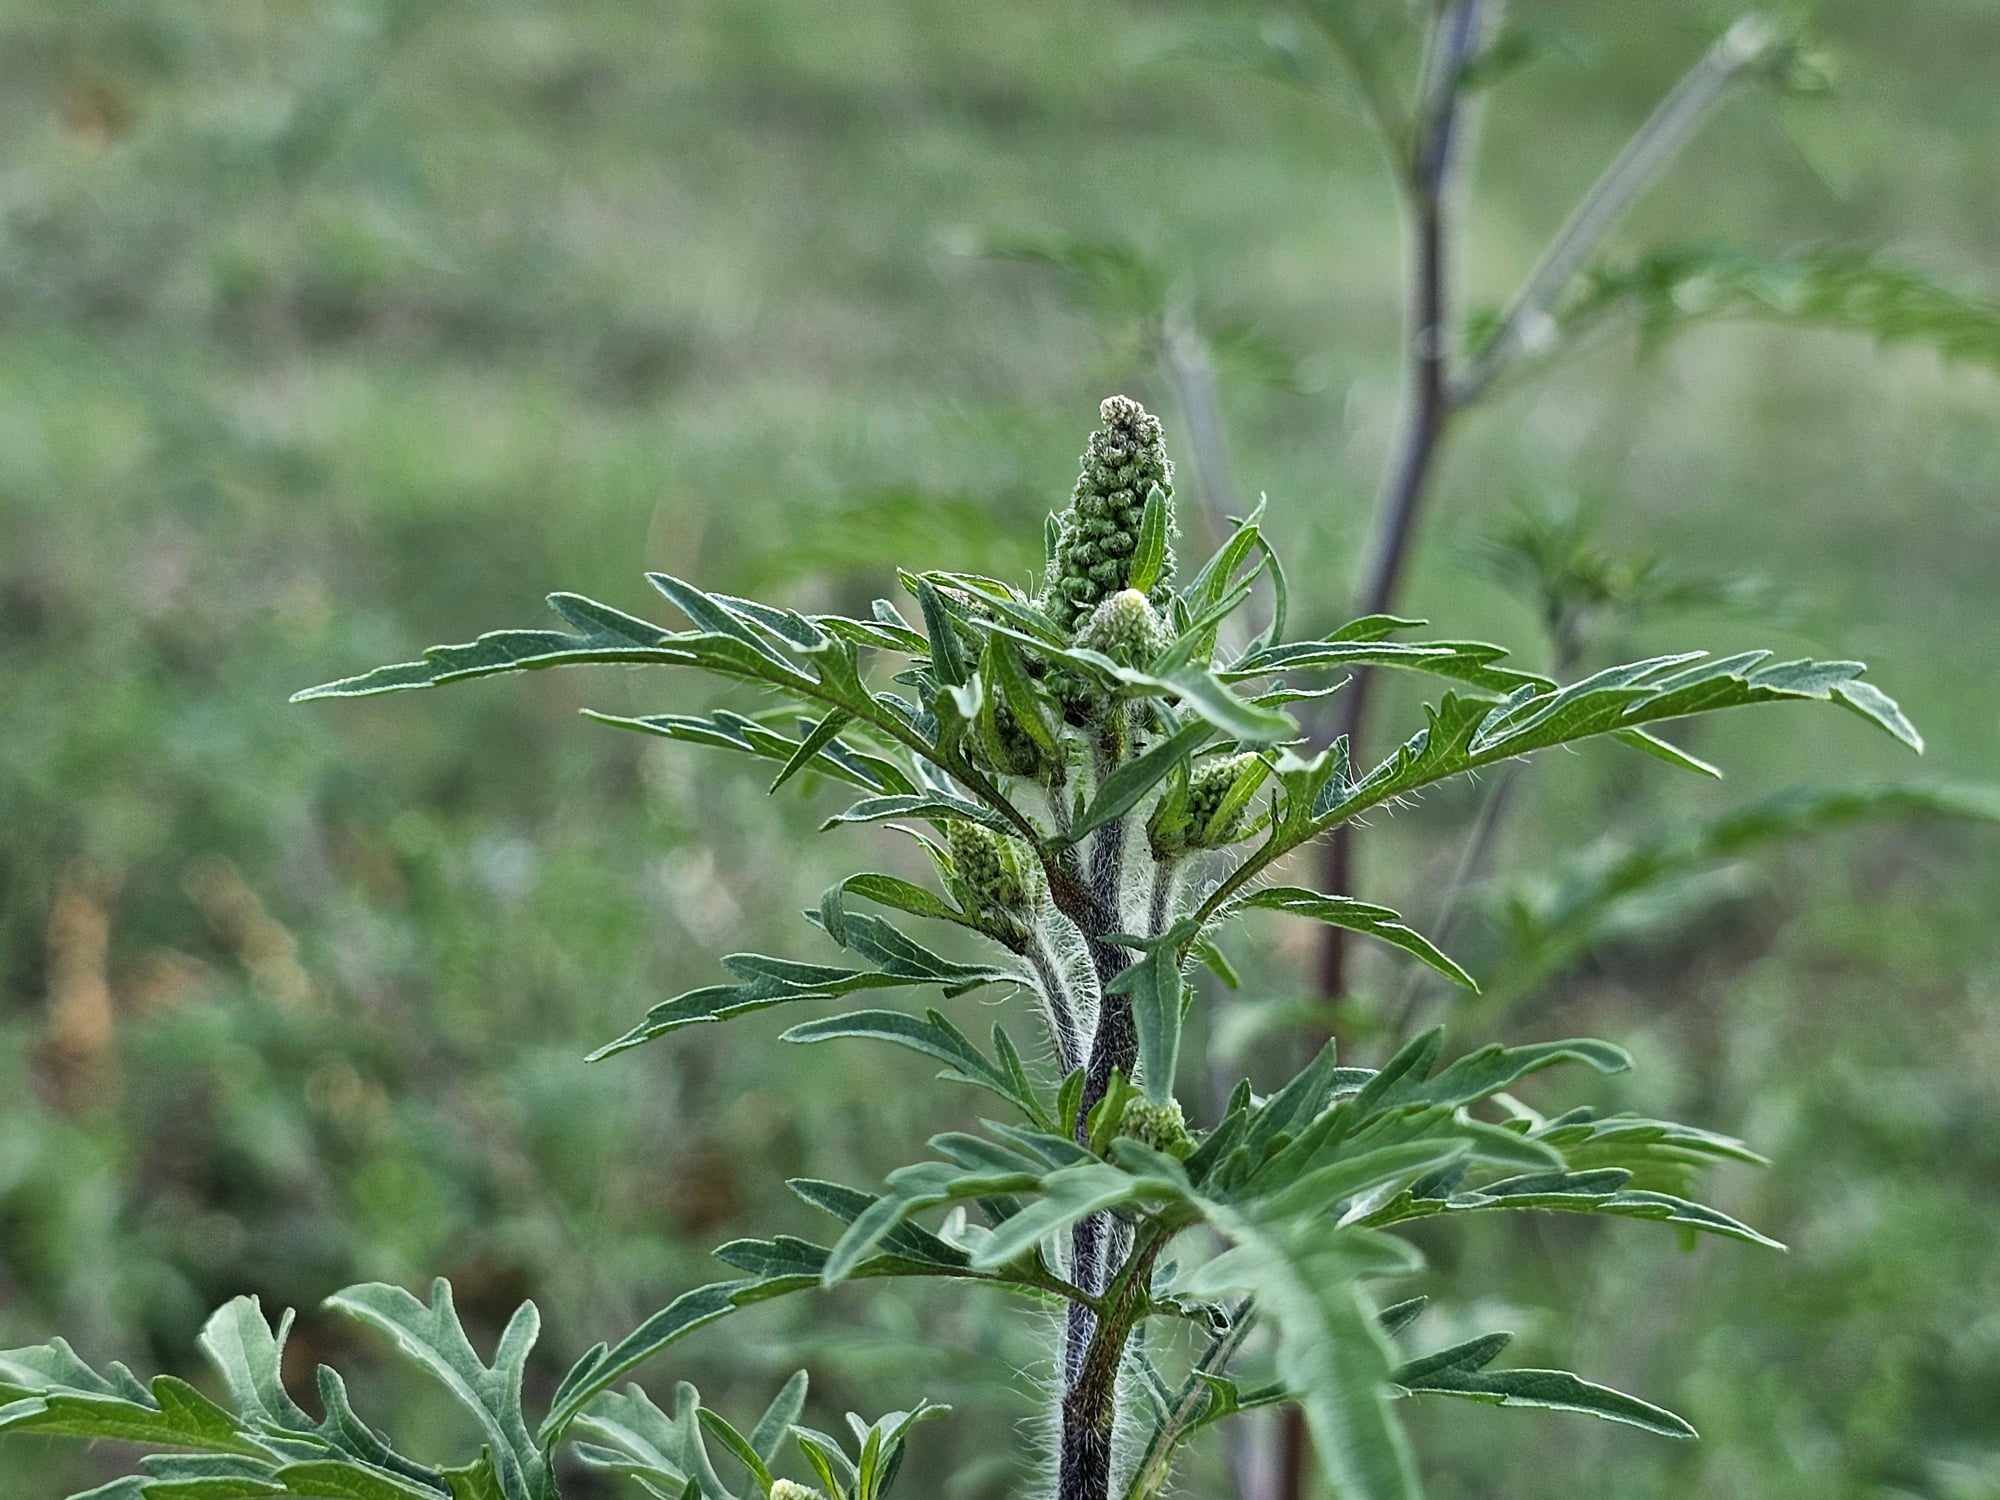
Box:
2;2;1995;1496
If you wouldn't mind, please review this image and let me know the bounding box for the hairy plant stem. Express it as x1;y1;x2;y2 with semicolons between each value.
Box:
1028;929;1087;1076
1079;722;1139;1119
1057;722;1145;1500
1064;833;1186;1498
1060;1232;1168;1500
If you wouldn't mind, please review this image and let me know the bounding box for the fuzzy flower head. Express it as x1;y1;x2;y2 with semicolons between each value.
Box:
1045;395;1177;631
769;1483;825;1500
1075;588;1171;668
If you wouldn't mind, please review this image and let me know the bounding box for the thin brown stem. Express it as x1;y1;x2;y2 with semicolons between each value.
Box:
1318;0;1484;1002
1287;7;1491;1496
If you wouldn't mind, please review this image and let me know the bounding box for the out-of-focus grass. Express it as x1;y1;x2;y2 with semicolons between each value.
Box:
1;2;1995;1496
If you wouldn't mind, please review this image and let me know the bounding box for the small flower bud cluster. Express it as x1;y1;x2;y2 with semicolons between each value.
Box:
1075;588;1171;668
1118;1096;1193;1159
947;819;1036;926
983;697;1048;779
1045;664;1105;727
1046;396;1176;631
1184;753;1263;847
770;1483;825;1500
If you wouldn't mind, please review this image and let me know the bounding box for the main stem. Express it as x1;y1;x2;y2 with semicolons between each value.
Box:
1060;732;1141;1500
1060;1233;1165;1500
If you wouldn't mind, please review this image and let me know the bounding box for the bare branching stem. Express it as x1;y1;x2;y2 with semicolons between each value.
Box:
1455;17;1785;404
1318;0;1486;1029
1289;14;1784;1498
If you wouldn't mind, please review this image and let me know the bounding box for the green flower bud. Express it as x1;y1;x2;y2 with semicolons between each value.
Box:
1075;589;1170;667
946;819;1039;928
1118;1096;1193;1159
1046;664;1106;726
1184;753;1264;848
770;1483;826;1500
1044;396;1177;630
978;696;1048;780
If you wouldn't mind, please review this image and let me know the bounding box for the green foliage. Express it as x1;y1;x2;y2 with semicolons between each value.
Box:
1486;781;2000;1000
18;357;1966;1499
1561;245;2000;374
1183;1222;1423;1500
1233;888;1475;991
325;1283;553;1500
8;7;1998;1499
3;1289;533;1499
1389;1334;1695;1439
267;388;1932;1498
3;1281;946;1500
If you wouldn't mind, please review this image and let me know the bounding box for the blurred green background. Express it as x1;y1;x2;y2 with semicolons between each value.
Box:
3;2;1996;1497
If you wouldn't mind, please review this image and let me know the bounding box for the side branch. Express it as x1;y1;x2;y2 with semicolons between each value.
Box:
1454;16;1790;403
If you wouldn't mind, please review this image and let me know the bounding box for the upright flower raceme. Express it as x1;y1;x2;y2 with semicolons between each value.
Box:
1045;395;1178;632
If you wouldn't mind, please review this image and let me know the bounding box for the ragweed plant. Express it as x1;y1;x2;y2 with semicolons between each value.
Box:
2;397;1925;1500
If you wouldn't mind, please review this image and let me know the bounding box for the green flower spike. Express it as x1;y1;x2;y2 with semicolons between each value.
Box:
1046;395;1177;631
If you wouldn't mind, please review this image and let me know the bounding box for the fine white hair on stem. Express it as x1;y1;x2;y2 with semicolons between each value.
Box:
1028;906;1095;1075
